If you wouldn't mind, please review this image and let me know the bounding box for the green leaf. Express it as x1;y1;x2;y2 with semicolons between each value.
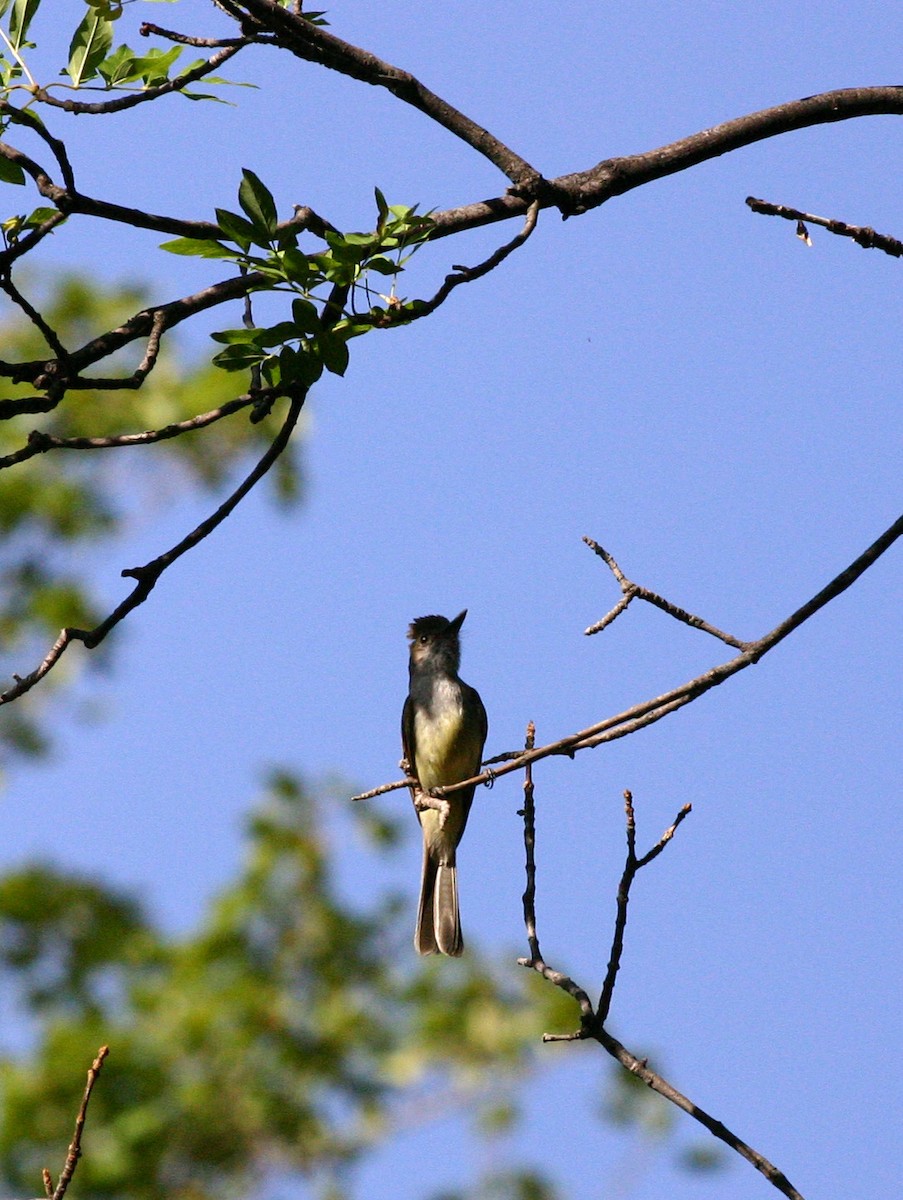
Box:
215;207;258;250
238;169;278;241
8;0;39;50
67;12;114;86
159;236;236;258
212;342;266;372
280;342;323;386
24;206;60;226
374;186;389;229
96;43;138;85
209;328;263;346
317;330;350;377
85;0;123;17
291;297;320;332
132;44;182;86
277;248;313;287
364;256;399;275
340;231;378;248
0;158;25;185
180;91;231;104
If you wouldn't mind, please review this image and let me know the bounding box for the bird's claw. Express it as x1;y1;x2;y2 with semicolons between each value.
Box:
414;789;451;827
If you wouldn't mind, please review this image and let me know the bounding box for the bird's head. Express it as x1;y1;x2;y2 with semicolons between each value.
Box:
407;609;467;675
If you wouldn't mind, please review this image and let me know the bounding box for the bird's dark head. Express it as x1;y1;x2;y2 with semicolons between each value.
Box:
407;609;467;675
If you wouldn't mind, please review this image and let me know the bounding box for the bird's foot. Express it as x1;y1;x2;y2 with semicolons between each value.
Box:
414;789;451;827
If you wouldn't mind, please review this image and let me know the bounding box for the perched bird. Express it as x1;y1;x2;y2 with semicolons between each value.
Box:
402;610;488;956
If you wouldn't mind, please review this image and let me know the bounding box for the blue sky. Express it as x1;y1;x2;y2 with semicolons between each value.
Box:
2;3;901;1198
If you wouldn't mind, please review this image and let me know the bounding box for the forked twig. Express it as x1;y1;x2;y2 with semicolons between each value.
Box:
520;787;804;1198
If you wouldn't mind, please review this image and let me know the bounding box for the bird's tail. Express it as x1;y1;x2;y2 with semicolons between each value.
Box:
415;845;463;957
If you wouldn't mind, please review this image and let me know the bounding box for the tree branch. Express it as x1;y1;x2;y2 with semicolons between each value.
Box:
597;791;691;1025
516;723;597;1028
747;195;903;257
0;393;259;470
426;86;903;238
225;0;547;194
595;1028;804;1199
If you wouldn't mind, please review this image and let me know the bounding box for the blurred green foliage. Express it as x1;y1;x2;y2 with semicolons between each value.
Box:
0;273;304;770
0;771;578;1200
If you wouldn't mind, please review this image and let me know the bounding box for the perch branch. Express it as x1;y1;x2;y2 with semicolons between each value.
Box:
352;511;902;801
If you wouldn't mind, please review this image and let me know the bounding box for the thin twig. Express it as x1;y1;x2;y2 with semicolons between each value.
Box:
0;394;258;471
140;22;251;49
47;1046;109;1200
583;537;748;648
516;721;596;1030
526;782;801;1195
378;201;541;327
746;196;903;257
0;272;69;360
519;721;540;963
597;792;691;1025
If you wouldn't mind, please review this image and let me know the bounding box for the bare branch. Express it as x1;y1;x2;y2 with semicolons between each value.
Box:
140;22;252;49
747;196;903;257
0;393;259;471
523;780;802;1195
0;100;76;189
0;272;264;400
0;389;306;704
47;1046;109;1200
516;722;597;1027
0;272;69;360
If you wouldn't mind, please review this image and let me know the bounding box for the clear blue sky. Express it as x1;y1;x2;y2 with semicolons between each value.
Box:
2;4;901;1198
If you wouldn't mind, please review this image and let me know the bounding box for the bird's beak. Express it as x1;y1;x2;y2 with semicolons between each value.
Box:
448;609;467;633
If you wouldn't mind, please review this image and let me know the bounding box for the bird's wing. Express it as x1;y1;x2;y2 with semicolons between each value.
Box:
401;692;417;784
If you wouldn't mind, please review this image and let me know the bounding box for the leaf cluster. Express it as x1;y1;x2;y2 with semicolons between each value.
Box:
0;771;571;1200
164;175;434;387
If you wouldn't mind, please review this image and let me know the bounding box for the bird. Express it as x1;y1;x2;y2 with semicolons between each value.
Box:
401;610;488;956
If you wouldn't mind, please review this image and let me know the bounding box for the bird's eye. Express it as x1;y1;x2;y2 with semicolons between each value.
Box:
419;634;429;645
